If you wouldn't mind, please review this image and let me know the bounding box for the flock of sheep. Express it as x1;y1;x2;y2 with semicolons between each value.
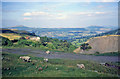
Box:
19;50;85;72
19;50;50;62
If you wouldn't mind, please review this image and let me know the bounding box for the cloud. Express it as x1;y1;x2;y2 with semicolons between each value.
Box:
56;14;67;19
74;12;106;16
23;12;48;16
101;0;117;2
95;12;105;14
23;12;31;16
3;0;119;2
24;17;31;20
97;5;104;8
23;11;67;20
23;11;106;21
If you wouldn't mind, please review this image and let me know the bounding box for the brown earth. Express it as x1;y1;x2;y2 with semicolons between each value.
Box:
74;35;120;54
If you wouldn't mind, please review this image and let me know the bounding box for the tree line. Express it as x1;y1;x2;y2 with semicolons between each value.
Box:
1;36;77;53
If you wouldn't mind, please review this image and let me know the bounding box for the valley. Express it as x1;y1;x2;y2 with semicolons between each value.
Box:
7;25;118;47
1;26;120;77
1;2;119;78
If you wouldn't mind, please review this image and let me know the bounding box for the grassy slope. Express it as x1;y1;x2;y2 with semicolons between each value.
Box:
2;52;119;77
0;33;21;40
0;28;36;40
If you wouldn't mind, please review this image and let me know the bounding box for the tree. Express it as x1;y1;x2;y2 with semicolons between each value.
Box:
46;43;55;49
19;37;25;40
81;43;92;50
2;37;13;46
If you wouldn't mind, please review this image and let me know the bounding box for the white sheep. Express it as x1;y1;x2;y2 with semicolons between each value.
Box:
77;64;85;69
19;56;31;62
44;58;48;62
46;50;50;54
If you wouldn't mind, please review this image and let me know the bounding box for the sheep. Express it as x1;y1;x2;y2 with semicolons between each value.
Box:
19;56;31;62
77;64;85;69
44;58;48;62
100;63;106;65
56;68;58;70
46;50;50;54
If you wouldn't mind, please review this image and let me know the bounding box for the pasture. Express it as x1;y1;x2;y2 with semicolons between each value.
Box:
2;51;119;77
0;33;21;40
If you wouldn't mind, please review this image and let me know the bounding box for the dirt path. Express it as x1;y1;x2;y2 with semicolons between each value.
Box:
2;48;119;63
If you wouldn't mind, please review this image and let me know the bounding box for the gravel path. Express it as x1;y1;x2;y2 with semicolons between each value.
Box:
2;48;119;63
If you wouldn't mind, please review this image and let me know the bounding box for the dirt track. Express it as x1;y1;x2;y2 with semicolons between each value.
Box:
2;48;119;63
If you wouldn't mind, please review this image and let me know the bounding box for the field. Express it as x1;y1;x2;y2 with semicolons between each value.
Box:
0;33;21;40
2;51;119;77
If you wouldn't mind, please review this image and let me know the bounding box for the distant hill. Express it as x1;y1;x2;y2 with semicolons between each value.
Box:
98;28;120;35
87;26;104;29
0;28;36;38
7;25;87;32
86;26;104;31
7;25;31;30
0;28;16;33
83;28;120;40
86;26;116;31
86;26;118;29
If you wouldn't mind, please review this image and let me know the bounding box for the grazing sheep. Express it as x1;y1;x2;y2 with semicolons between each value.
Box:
7;68;10;70
1;57;4;60
19;56;31;62
46;50;50;54
77;64;85;69
100;63;106;65
56;68;58;70
44;58;48;62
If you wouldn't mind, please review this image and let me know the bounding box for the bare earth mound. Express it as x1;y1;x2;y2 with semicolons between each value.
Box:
74;35;120;54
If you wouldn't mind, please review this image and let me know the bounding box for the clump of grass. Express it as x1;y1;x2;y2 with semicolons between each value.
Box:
95;51;100;55
96;52;120;56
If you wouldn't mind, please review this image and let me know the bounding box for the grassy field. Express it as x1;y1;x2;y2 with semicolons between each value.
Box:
2;51;119;77
0;33;21;40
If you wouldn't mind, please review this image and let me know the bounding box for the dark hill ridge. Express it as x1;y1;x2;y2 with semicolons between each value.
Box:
0;28;36;36
7;25;30;30
74;35;120;54
7;25;87;31
0;28;16;33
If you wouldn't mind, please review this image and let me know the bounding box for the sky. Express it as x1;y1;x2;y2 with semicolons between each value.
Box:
2;2;118;28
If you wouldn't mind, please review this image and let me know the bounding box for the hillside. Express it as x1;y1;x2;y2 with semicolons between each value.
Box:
1;28;36;35
74;35;120;54
1;28;76;53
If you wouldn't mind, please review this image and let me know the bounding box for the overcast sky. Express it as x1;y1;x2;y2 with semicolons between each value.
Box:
2;2;118;28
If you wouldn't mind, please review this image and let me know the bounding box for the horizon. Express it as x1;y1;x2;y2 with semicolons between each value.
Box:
4;25;118;29
2;2;118;28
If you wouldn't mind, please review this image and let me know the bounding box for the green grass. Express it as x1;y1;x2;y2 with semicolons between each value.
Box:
83;52;120;56
95;52;120;56
2;52;119;77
